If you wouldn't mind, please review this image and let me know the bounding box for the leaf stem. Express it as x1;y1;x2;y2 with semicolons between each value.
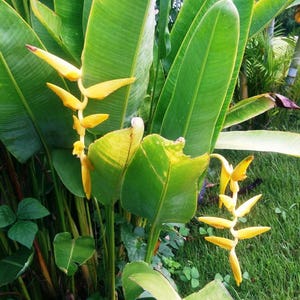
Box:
145;223;161;264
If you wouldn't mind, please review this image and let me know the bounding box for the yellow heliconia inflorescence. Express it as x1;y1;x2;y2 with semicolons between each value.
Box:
198;154;271;286
27;45;135;199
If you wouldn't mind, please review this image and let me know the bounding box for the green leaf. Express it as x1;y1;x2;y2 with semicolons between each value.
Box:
250;0;294;37
17;198;50;220
288;0;300;8
0;205;16;228
53;232;95;276
81;0;155;133
88;117;144;205
215;131;300;157
0;1;76;162
0;248;33;287
123;261;181;300
8;220;38;249
184;280;233;300
121;134;209;224
223;94;276;129
52;149;85;197
151;0;239;156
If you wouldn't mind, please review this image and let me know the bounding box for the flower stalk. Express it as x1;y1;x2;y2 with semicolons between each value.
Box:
199;154;271;286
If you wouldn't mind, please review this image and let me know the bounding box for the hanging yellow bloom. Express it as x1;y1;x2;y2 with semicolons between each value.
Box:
47;83;86;111
81;77;136;100
219;194;235;213
81;155;92;200
205;236;235;250
72;116;85;136
81;114;109;129
231;155;254;182
26;45;81;81
198;216;234;229
229;249;242;286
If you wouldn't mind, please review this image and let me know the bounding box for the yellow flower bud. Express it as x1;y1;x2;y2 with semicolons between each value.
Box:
26;45;81;81
81;114;109;129
72;116;85;136
82;77;136;100
205;236;235;250
236;226;271;240
231;155;254;182
229;250;242;286
235;194;262;217
72;141;85;157
47;83;86;110
198;216;234;229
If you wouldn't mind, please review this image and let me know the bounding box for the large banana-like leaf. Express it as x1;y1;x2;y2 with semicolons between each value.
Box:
150;0;239;156
81;0;155;134
88;118;144;205
215;131;300;157
249;0;294;37
121;134;209;224
0;1;76;163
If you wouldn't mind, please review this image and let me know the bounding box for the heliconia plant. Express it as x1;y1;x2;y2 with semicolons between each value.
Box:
0;0;299;299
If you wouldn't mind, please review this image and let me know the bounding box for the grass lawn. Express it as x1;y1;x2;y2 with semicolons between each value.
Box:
175;150;300;300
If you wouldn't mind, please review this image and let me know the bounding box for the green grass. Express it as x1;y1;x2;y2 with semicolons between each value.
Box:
175;150;300;300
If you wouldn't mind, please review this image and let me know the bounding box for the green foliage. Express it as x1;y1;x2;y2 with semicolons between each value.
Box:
0;0;299;299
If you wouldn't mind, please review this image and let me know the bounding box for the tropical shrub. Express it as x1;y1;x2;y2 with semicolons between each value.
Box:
0;0;299;299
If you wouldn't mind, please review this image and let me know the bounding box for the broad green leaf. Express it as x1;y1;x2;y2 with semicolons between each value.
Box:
0;248;33;287
0;1;76;163
121;134;209;224
52;149;85;197
288;0;300;8
212;0;254;150
81;0;155;133
151;0;239;156
53;0;84;62
17;198;50;220
249;0;294;37
215;131;300;157
184;280;233;300
88;117;144;205
53;232;95;276
122;261;181;300
223;94;276;128
164;0;217;71
8;220;38;249
157;0;171;59
0;205;16;228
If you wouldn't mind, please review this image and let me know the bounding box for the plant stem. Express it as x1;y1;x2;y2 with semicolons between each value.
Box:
18;277;31;300
105;204;116;300
145;224;161;264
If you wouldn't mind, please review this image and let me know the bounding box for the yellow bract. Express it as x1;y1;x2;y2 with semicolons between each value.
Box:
81;114;109;129
205;236;235;250
236;226;271;240
231;155;254;182
229;250;242;286
82;77;136;100
81;155;92;200
235;194;262;217
26;45;81;81
72;141;85;157
198;216;233;229
47;83;86;111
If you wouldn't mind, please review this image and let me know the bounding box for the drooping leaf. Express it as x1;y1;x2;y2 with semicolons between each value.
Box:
183;280;233;300
121;134;209;224
122;261;181;300
8;220;38;249
150;0;239;156
0;1;76;163
53;232;95;276
0;248;34;287
215;131;300;157
81;0;155;133
0;205;16;228
17;198;50;220
88;117;144;205
250;0;294;37
224;93;299;129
